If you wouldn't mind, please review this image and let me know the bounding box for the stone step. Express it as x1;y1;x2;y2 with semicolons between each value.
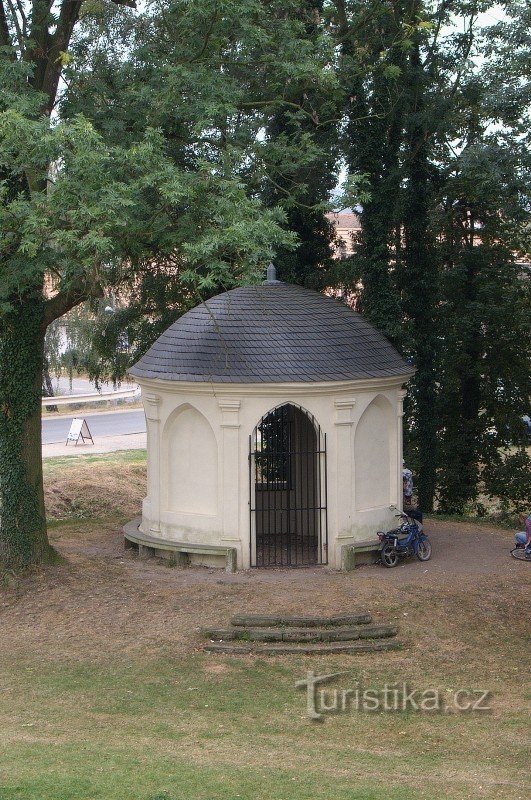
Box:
205;623;398;643
230;612;372;628
204;640;403;655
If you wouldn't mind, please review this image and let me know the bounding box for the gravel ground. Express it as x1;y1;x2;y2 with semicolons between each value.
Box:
1;516;528;664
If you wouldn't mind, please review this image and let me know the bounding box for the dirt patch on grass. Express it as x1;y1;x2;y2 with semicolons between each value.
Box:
44;459;146;522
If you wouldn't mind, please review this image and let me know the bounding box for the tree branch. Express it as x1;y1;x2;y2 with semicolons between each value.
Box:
14;0;27;39
446;14;476;104
35;0;83;111
332;0;382;47
43;272;104;329
0;0;12;49
4;0;23;52
237;98;324;126
423;0;453;70
188;6;218;63
35;0;136;112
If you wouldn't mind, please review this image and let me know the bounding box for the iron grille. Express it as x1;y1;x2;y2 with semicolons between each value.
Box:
249;403;328;567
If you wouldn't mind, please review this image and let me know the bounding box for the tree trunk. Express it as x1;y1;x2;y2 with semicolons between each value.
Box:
42;349;58;413
455;245;482;509
42;363;55;398
358;205;402;344
402;36;438;512
0;292;56;569
339;0;407;347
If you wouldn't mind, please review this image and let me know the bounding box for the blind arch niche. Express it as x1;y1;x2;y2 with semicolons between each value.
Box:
354;395;394;511
165;405;218;515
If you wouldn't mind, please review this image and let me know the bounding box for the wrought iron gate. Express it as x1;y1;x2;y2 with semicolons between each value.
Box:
249;404;328;567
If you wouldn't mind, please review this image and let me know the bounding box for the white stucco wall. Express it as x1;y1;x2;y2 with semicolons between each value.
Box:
138;376;408;570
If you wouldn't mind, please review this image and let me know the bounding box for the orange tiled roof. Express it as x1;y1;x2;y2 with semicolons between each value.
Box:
326;211;362;230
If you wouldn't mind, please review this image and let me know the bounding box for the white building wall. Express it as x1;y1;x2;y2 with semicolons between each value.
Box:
137;376;409;570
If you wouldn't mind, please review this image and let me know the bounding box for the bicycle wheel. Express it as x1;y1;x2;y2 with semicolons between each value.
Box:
380;543;399;568
511;547;530;561
416;538;432;561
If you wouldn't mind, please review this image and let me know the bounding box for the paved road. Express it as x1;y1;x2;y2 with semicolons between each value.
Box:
48;377;135;396
42;409;146;444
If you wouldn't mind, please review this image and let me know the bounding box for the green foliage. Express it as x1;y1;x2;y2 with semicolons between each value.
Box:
337;0;530;514
1;0;529;559
0;0;335;565
482;449;531;516
337;0;417;344
257;1;342;289
55;0;340;379
432;8;531;512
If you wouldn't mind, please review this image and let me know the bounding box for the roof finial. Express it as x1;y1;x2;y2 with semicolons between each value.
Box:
263;262;281;284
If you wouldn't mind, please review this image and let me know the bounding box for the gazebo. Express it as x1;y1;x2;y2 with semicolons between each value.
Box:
125;266;414;571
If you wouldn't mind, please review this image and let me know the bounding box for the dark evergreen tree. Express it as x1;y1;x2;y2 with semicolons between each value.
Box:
434;73;531;513
332;0;529;515
333;0;409;344
400;14;439;511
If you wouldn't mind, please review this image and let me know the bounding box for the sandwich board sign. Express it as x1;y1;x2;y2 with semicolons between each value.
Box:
66;417;94;446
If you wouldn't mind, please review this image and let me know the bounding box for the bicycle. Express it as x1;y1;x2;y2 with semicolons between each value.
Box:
510;544;531;561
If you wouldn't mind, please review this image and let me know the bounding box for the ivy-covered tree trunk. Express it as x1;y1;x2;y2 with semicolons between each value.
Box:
437;228;513;514
0;291;56;569
0;0;87;571
454;244;482;507
402;32;438;512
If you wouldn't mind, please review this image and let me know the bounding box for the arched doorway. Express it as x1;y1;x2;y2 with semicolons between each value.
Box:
249;404;327;567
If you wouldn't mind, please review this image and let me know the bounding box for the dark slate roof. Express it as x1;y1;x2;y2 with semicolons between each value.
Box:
129;282;415;384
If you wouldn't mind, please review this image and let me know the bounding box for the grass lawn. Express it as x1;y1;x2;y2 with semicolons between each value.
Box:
1;641;528;800
1;639;528;800
0;452;529;799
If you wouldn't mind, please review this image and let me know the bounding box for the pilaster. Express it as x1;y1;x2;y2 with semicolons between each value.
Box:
218;399;241;547
334;398;356;540
143;393;161;533
396;389;406;511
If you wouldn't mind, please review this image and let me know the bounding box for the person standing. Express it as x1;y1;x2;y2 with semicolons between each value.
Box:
403;464;414;508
